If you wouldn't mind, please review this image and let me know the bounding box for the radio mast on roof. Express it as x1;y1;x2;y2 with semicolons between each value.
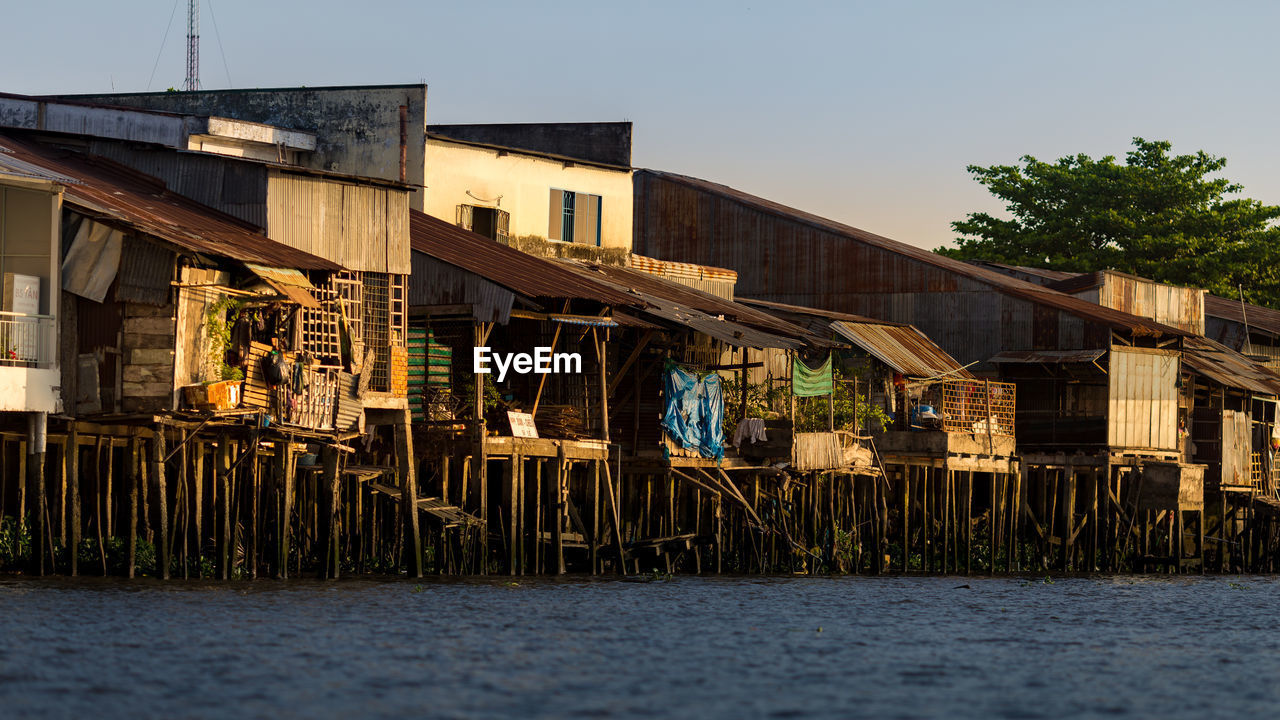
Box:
184;0;200;91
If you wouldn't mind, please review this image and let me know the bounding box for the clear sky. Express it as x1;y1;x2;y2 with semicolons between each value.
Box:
3;1;1278;250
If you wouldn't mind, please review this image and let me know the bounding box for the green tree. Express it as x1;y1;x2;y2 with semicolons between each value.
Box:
938;138;1280;305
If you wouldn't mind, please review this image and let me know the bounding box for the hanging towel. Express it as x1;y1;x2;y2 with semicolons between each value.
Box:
733;418;769;448
792;352;833;397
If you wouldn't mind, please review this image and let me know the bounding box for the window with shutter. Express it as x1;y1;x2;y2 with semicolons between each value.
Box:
549;189;604;246
548;189;563;241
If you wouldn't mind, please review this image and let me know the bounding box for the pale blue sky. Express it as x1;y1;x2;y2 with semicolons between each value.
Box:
3;1;1278;249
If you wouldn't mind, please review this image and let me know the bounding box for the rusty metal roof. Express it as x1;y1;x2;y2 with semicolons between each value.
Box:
1204;294;1280;338
1183;336;1280;396
968;261;1079;285
557;262;817;349
409;210;829;348
408;210;640;307
832;321;972;379
739;297;897;327
641;170;1188;338
0;134;339;271
561;260;819;340
990;349;1108;364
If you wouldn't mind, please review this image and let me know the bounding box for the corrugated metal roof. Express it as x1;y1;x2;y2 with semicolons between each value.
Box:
1204;294;1280;338
561;260;817;340
408;210;823;348
969;261;1080;285
640;170;1188;338
408;210;638;307
739;297;897;327
0;134;338;271
990;349;1108;364
633;299;804;349
0;150;80;185
1183;336;1280;396
736;297;965;376
831;321;972;379
628;254;738;282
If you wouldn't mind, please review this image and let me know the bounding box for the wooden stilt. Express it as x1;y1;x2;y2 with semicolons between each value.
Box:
504;457;517;576
151;428;169;580
279;438;293;579
192;441;204;577
218;434;231;580
28;414;48;576
901;468;910;572
128;438;140;578
322;445;340;579
554;444;566;575
395;409;422;578
602;454;626;575
248;440;260;580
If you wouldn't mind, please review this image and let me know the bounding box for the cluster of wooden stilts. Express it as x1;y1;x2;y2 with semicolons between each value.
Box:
7;427;1280;577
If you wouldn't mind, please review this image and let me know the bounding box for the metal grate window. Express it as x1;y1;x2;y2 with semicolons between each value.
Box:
940;380;1016;437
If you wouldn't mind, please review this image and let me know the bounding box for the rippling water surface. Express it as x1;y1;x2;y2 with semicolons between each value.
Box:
1;574;1277;719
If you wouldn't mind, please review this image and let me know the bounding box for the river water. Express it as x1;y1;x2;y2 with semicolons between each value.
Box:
1;574;1276;719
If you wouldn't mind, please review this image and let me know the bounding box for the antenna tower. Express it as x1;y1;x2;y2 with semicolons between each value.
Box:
184;0;200;91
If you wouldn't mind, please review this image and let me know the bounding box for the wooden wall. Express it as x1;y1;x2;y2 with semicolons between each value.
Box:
121;301;177;413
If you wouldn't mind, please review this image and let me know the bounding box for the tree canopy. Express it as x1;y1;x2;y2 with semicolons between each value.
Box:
938;138;1280;306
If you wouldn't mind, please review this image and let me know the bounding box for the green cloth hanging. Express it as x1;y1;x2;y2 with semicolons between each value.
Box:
792;352;833;397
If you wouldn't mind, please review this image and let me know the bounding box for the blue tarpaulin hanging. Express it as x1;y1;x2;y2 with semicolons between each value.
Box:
661;359;725;460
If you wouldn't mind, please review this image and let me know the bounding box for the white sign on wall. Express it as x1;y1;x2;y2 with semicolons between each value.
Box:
3;273;41;315
2;273;42;363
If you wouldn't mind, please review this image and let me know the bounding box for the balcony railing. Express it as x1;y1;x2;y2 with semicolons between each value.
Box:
0;311;54;368
940;379;1016;438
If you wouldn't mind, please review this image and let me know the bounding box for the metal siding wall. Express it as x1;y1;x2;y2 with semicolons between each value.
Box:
386;191;410;274
1221;409;1250;484
632;172;1124;371
1108;348;1178;450
266;173;405;273
636;173;970;304
408;251;514;322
